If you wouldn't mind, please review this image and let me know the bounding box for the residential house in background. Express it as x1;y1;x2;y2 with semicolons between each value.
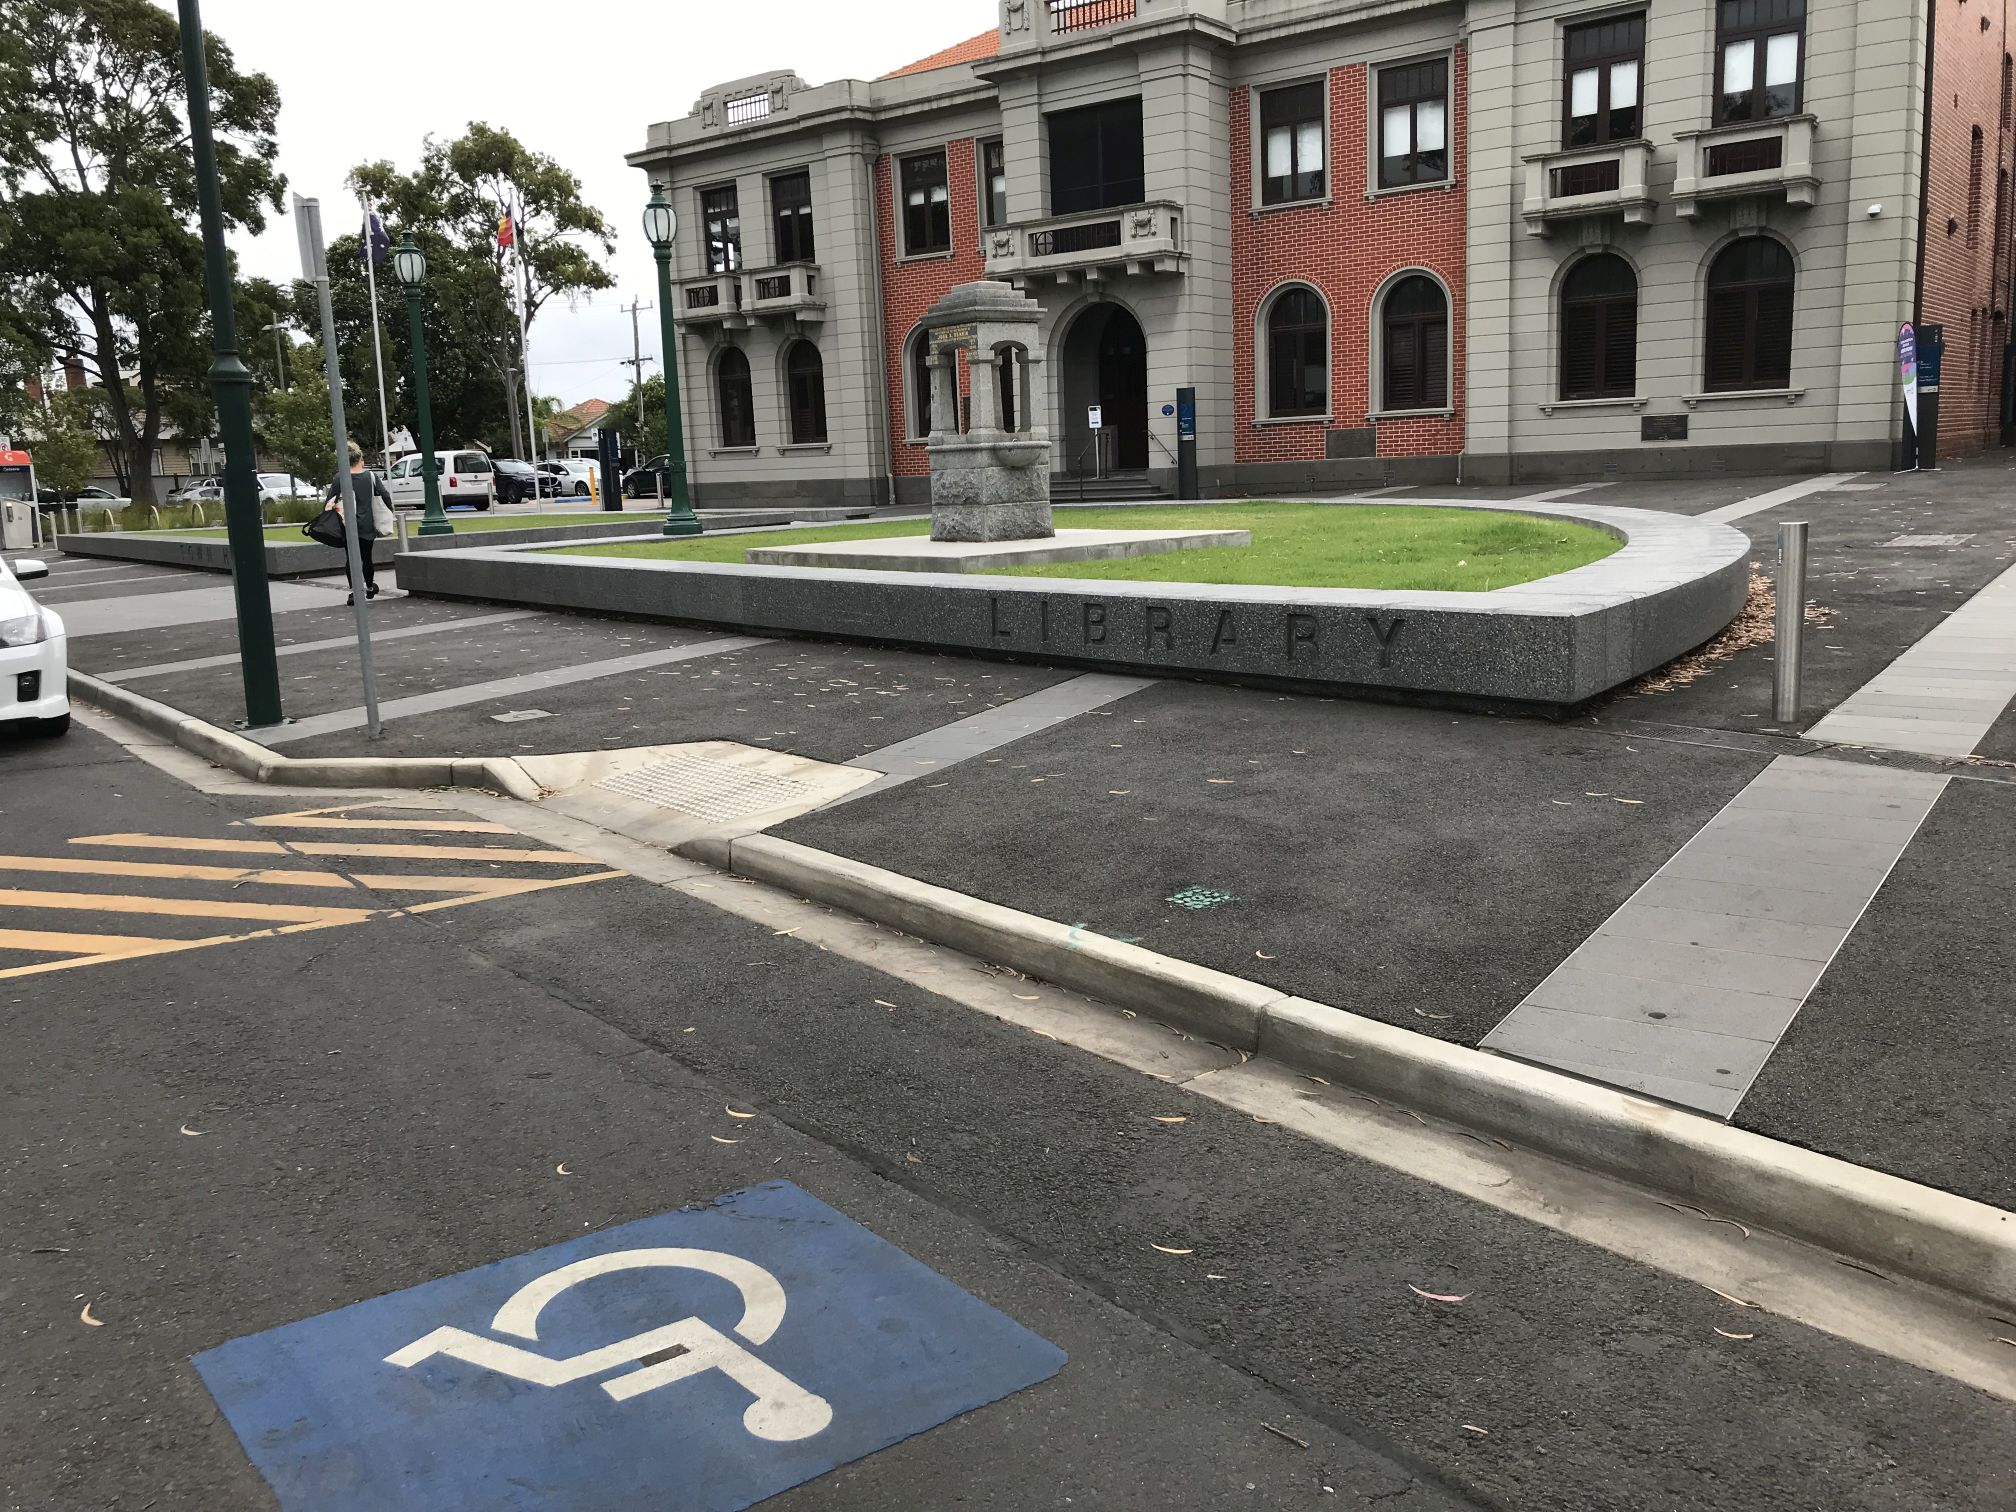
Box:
629;0;2002;503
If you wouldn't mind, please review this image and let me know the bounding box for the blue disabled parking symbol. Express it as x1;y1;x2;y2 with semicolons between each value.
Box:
192;1181;1066;1512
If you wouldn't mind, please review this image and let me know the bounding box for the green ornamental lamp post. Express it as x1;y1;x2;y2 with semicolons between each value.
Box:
176;0;282;726
391;237;451;537
643;185;702;537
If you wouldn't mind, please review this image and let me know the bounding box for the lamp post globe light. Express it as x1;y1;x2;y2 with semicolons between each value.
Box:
644;185;701;537
391;236;450;537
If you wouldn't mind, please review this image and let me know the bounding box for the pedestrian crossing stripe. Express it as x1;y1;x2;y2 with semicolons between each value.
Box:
0;809;622;981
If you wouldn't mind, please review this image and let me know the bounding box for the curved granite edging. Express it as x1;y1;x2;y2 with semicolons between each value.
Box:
53;508;874;578
393;500;1752;710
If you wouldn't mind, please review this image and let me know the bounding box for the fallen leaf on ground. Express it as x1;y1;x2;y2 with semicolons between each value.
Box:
1462;1424;1490;1435
1551;799;1573;806
1705;1286;1758;1308
179;1125;205;1137
1207;778;1235;785
1109;789;1132;795
772;927;799;938
1150;1244;1195;1256
683;1027;696;1033
1151;1115;1189;1124
1585;791;1609;797
904;1151;923;1166
1032;1029;1058;1040
710;1136;740;1146
1261;1422;1311;1449
1994;1336;2016;1347
1615;798;1645;806
1413;1009;1453;1020
1714;1328;1756;1341
1013;993;1041;1001
874;999;897;1009
1255;950;1277;960
725;1107;756;1120
555;1163;573;1176
1701;1216;1752;1239
1407;1285;1471;1304
80;1303;104;1327
1302;1075;1330;1086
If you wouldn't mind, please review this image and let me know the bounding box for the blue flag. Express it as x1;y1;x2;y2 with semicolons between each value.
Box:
363;210;389;265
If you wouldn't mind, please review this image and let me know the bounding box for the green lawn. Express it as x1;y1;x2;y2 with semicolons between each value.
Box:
169;510;664;540
556;504;1621;592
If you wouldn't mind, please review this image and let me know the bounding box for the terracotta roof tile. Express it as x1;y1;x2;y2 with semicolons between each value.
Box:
880;29;1000;80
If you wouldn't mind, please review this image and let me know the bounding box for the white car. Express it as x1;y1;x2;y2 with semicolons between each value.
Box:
386;450;495;511
257;473;320;501
538;459;598;498
0;555;67;738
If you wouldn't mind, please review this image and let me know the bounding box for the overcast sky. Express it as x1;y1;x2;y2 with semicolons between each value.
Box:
194;0;996;413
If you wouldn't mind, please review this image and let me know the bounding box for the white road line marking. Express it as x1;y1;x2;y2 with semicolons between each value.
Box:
1699;473;1863;524
98;611;544;683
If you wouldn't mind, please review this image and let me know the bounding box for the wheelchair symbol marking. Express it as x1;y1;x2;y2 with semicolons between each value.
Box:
384;1247;833;1442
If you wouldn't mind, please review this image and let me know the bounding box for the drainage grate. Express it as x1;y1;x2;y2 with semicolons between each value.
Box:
595;753;819;824
1166;886;1241;910
1886;534;1973;547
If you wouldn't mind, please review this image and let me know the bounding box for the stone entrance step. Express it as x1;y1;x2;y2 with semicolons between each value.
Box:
1052;472;1170;504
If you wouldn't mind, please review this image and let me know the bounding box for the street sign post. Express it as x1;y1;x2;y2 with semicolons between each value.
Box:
296;195;382;740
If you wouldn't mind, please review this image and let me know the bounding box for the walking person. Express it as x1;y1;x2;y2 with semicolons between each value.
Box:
323;440;397;604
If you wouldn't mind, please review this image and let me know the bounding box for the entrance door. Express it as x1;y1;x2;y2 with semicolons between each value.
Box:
1061;303;1149;475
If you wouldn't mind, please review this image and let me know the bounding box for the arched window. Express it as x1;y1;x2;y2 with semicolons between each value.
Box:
1381;275;1449;412
1265;287;1328;417
1969;126;1985;249
909;330;933;439
1704;237;1794;392
785;341;827;444
716;347;755;448
1558;254;1638;401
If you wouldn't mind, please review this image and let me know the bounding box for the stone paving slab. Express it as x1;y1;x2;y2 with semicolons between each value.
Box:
1481;755;1946;1117
746;527;1251;573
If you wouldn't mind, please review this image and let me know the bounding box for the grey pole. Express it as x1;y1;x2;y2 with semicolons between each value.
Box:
1774;520;1808;725
295;195;383;740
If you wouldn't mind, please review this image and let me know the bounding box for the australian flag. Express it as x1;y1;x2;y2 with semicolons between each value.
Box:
363;209;390;265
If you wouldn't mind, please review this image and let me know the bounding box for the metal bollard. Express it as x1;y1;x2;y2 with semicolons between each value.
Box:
1774;520;1808;724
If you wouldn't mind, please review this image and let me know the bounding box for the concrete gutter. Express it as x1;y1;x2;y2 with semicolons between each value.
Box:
68;671;541;800
695;830;2016;1317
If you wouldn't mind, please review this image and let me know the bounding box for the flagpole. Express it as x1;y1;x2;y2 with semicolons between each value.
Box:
362;197;395;475
517;213;540;468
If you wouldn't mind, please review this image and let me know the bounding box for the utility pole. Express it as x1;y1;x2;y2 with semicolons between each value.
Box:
176;0;282;728
620;297;656;461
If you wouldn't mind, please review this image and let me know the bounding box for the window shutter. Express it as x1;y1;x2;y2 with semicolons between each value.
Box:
1753;282;1794;388
1602;299;1637;395
1560;301;1600;399
1704;289;1751;390
1386;323;1419;410
1422;318;1449;407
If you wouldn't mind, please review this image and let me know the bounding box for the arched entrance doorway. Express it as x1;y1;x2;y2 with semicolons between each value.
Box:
1059;303;1148;475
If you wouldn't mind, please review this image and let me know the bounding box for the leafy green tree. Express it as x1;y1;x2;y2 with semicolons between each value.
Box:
350;124;614;456
256;343;335;486
0;0;285;504
603;374;666;461
22;388;103;493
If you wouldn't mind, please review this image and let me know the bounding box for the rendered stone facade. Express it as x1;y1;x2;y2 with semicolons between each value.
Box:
627;0;2001;500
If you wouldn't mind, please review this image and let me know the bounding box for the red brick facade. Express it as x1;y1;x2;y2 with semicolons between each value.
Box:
1922;2;2015;454
877;140;987;478
1231;53;1468;463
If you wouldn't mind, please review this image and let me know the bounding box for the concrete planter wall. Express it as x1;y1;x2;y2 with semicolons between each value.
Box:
395;502;1751;712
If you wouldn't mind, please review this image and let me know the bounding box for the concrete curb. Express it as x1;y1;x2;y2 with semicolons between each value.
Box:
69;672;541;801
695;832;2016;1316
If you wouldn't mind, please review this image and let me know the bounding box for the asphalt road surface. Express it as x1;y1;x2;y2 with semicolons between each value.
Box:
4;725;2013;1512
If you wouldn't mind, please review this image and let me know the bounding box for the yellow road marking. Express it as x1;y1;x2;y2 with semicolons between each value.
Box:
0;919;354;981
0;926;197;956
72;835;595;865
0;856;359;888
399;870;627;912
245;814;516;835
0;888;377;926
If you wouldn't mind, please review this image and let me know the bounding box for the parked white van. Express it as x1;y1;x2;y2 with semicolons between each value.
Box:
387;451;495;511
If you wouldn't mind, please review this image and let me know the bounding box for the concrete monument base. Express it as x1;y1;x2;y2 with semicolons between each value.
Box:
744;527;1250;574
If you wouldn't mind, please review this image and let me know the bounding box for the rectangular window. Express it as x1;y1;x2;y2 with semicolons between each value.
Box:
701;184;742;273
771;171;815;263
1563;14;1646;148
1377;59;1450;189
1259;81;1327;205
1046;97;1146;215
980;138;1008;228
1717;0;1804;123
900;151;951;255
